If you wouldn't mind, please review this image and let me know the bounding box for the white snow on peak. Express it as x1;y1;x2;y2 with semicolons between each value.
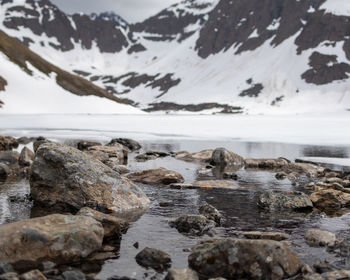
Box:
320;0;350;16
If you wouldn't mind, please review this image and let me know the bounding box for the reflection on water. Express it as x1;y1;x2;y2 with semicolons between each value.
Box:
303;146;349;158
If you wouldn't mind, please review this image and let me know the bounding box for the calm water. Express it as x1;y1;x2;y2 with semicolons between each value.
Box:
1;134;350;279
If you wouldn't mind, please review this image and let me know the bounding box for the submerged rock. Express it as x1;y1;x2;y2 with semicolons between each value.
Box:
165;268;198;280
108;138;141;151
210;148;243;166
30;142;150;214
135;248;171;271
241;231;289;241
135;151;170;162
77;207;129;239
309;189;350;210
127;168;184;185
0;136;18;151
258;190;313;211
0;214;103;270
169;214;215;236
188;238;302;280
19;147;35;167
305;229;336;247
199;203;222;226
176;150;213;163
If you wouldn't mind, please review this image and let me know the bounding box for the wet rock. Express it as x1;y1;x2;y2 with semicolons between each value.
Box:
159;201;175;207
0;163;10;179
210;148;243;166
30;142;150;213
325;177;345;185
135;248;171;271
60;270;86;280
309;189;350;210
87;145;127;165
241;231;289;241
0;136;18;151
222;172;238;180
165;268;198;280
188;238;302;280
199;203;222;226
287;172;300;184
77;207;128;239
87;251;118;262
313;260;336;274
33;138;50;153
19;147;35;167
305;229;336;247
0;151;20;166
127;168;184;185
135;151;170;162
104;160;130;174
0;272;19;280
169;214;215;236
176;150;213;163
245;158;290;169
0;262;14;274
108;138;141;151
20;270;47;280
193;180;235;189
84;150;109;163
76;141;101;151
258;190;313;211
169;183;197;190
275;172;288;180
321;270;350;279
0;214;103;271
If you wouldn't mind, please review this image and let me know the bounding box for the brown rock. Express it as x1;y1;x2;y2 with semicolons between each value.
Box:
188;238;302;280
309;189;350;210
20;270;47;280
0;136;18;151
305;229;336;247
176;150;213;162
19;147;35;167
77;207;128;238
242;231;289;241
77;141;102;151
0;214;103;271
127;167;184;185
210;148;243;166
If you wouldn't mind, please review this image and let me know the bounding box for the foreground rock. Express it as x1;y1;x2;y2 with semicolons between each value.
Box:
305;229;336;247
30;142;150;213
165;268;198;280
135;248;171;271
188;238;302;280
19;147;35;166
309;189;350;210
0;136;18;151
210;148;243;166
258;190;313;211
77;207;129;239
108;138;141;151
127;168;184;185
199;203;222;226
0;214;103;270
169;215;215;236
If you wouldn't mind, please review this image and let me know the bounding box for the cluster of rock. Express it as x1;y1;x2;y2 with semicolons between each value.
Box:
0;136;151;278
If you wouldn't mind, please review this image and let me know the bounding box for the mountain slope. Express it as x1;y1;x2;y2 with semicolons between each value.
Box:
1;0;350;114
0;29;142;113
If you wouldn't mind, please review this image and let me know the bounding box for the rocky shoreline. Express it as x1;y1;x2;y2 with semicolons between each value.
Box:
0;135;350;280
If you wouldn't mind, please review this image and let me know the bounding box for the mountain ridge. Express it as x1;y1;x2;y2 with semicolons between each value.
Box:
1;0;350;114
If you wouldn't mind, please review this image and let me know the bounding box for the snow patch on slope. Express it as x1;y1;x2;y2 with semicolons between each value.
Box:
0;53;144;114
320;0;350;16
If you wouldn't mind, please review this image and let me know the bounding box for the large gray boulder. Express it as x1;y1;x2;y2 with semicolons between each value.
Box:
210;148;243;166
30;142;150;214
188;238;302;280
0;214;103;270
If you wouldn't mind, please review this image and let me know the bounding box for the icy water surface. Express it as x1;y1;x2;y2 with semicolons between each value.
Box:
1;127;350;279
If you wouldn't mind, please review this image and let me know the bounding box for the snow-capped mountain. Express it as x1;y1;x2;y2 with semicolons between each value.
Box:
1;0;350;114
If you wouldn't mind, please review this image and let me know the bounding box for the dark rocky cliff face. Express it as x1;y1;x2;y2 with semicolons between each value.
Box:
2;0;130;52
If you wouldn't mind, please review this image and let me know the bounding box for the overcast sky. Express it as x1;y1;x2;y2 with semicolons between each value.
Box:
50;0;180;23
